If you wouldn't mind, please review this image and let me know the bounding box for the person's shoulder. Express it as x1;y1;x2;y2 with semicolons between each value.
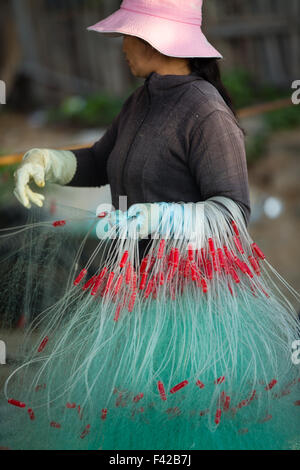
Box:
187;78;242;131
189;78;231;114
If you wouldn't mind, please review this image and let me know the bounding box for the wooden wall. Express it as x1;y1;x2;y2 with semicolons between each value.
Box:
6;0;300;103
204;0;300;85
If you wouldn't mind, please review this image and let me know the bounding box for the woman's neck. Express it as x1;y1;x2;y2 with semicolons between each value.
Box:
152;57;192;76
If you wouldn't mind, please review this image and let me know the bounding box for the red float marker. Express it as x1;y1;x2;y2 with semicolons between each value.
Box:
50;421;61;429
77;405;83;420
215;408;222;425
167;265;177;283
215;376;225;385
231;220;240;237
237;399;248;409
227;282;234;297
144;278;154;299
38;336;49;353
158;239;165;259
139;273;148;290
248;390;256;403
27;408;35;421
91;267;108;296
224;396;231;411
82;275;96;291
208;238;215;255
66;402;76;409
168;248;175;265
196;380;205;389
248;256;261;276
205;260;213;280
201;278;208;293
102;272;115;296
157;381;167;401
229;267;240;284
114;304;122;322
80;424;91;439
128;292;137;312
188;245;194;261
158;271;164;286
97;211;107;218
265;379;277;391
190;262;199;281
251;243;266;260
73;269;87;286
133;393;144;403
120;251;129;268
201;248;208;263
212;253;219;273
140;257;149;274
125;263;132;284
223;246;234;264
234;256;247;273
233;235;244;254
149;257;156;271
242;262;254;278
217;248;225;268
183;260;190;278
152;283;158;300
114;274;124;295
8;399;26;408
173;248;179;268
101;409;107;420
52;220;66;227
170;380;189;394
131;272;137;292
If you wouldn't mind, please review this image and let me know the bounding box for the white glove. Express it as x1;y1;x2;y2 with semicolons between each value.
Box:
13;148;77;209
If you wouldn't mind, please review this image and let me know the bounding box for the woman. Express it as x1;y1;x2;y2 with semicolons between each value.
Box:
3;0;300;450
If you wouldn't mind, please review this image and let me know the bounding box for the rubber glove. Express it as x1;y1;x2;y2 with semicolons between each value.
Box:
13;148;77;209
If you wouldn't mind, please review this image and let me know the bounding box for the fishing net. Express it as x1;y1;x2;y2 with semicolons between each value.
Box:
0;196;299;450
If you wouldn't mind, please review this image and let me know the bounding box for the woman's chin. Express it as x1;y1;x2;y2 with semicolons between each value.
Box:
130;67;147;78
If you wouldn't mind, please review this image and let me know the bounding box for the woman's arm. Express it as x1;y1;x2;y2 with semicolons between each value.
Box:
66;110;122;188
188;110;251;225
66;91;137;188
66;120;118;187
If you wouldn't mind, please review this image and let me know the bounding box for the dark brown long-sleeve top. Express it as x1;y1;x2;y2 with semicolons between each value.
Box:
67;72;251;225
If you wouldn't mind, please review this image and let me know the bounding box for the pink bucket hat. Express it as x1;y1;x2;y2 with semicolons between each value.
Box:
87;0;222;59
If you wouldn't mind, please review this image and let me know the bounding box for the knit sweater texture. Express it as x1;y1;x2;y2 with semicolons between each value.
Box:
68;71;251;224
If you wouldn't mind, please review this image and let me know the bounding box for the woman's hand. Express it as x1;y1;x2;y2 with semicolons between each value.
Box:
96;203;161;240
13;149;77;209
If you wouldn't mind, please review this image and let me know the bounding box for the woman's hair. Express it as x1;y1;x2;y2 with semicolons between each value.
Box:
189;58;236;116
138;38;243;130
189;58;246;135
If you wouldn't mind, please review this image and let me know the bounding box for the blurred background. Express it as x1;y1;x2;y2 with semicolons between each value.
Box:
0;0;300;377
